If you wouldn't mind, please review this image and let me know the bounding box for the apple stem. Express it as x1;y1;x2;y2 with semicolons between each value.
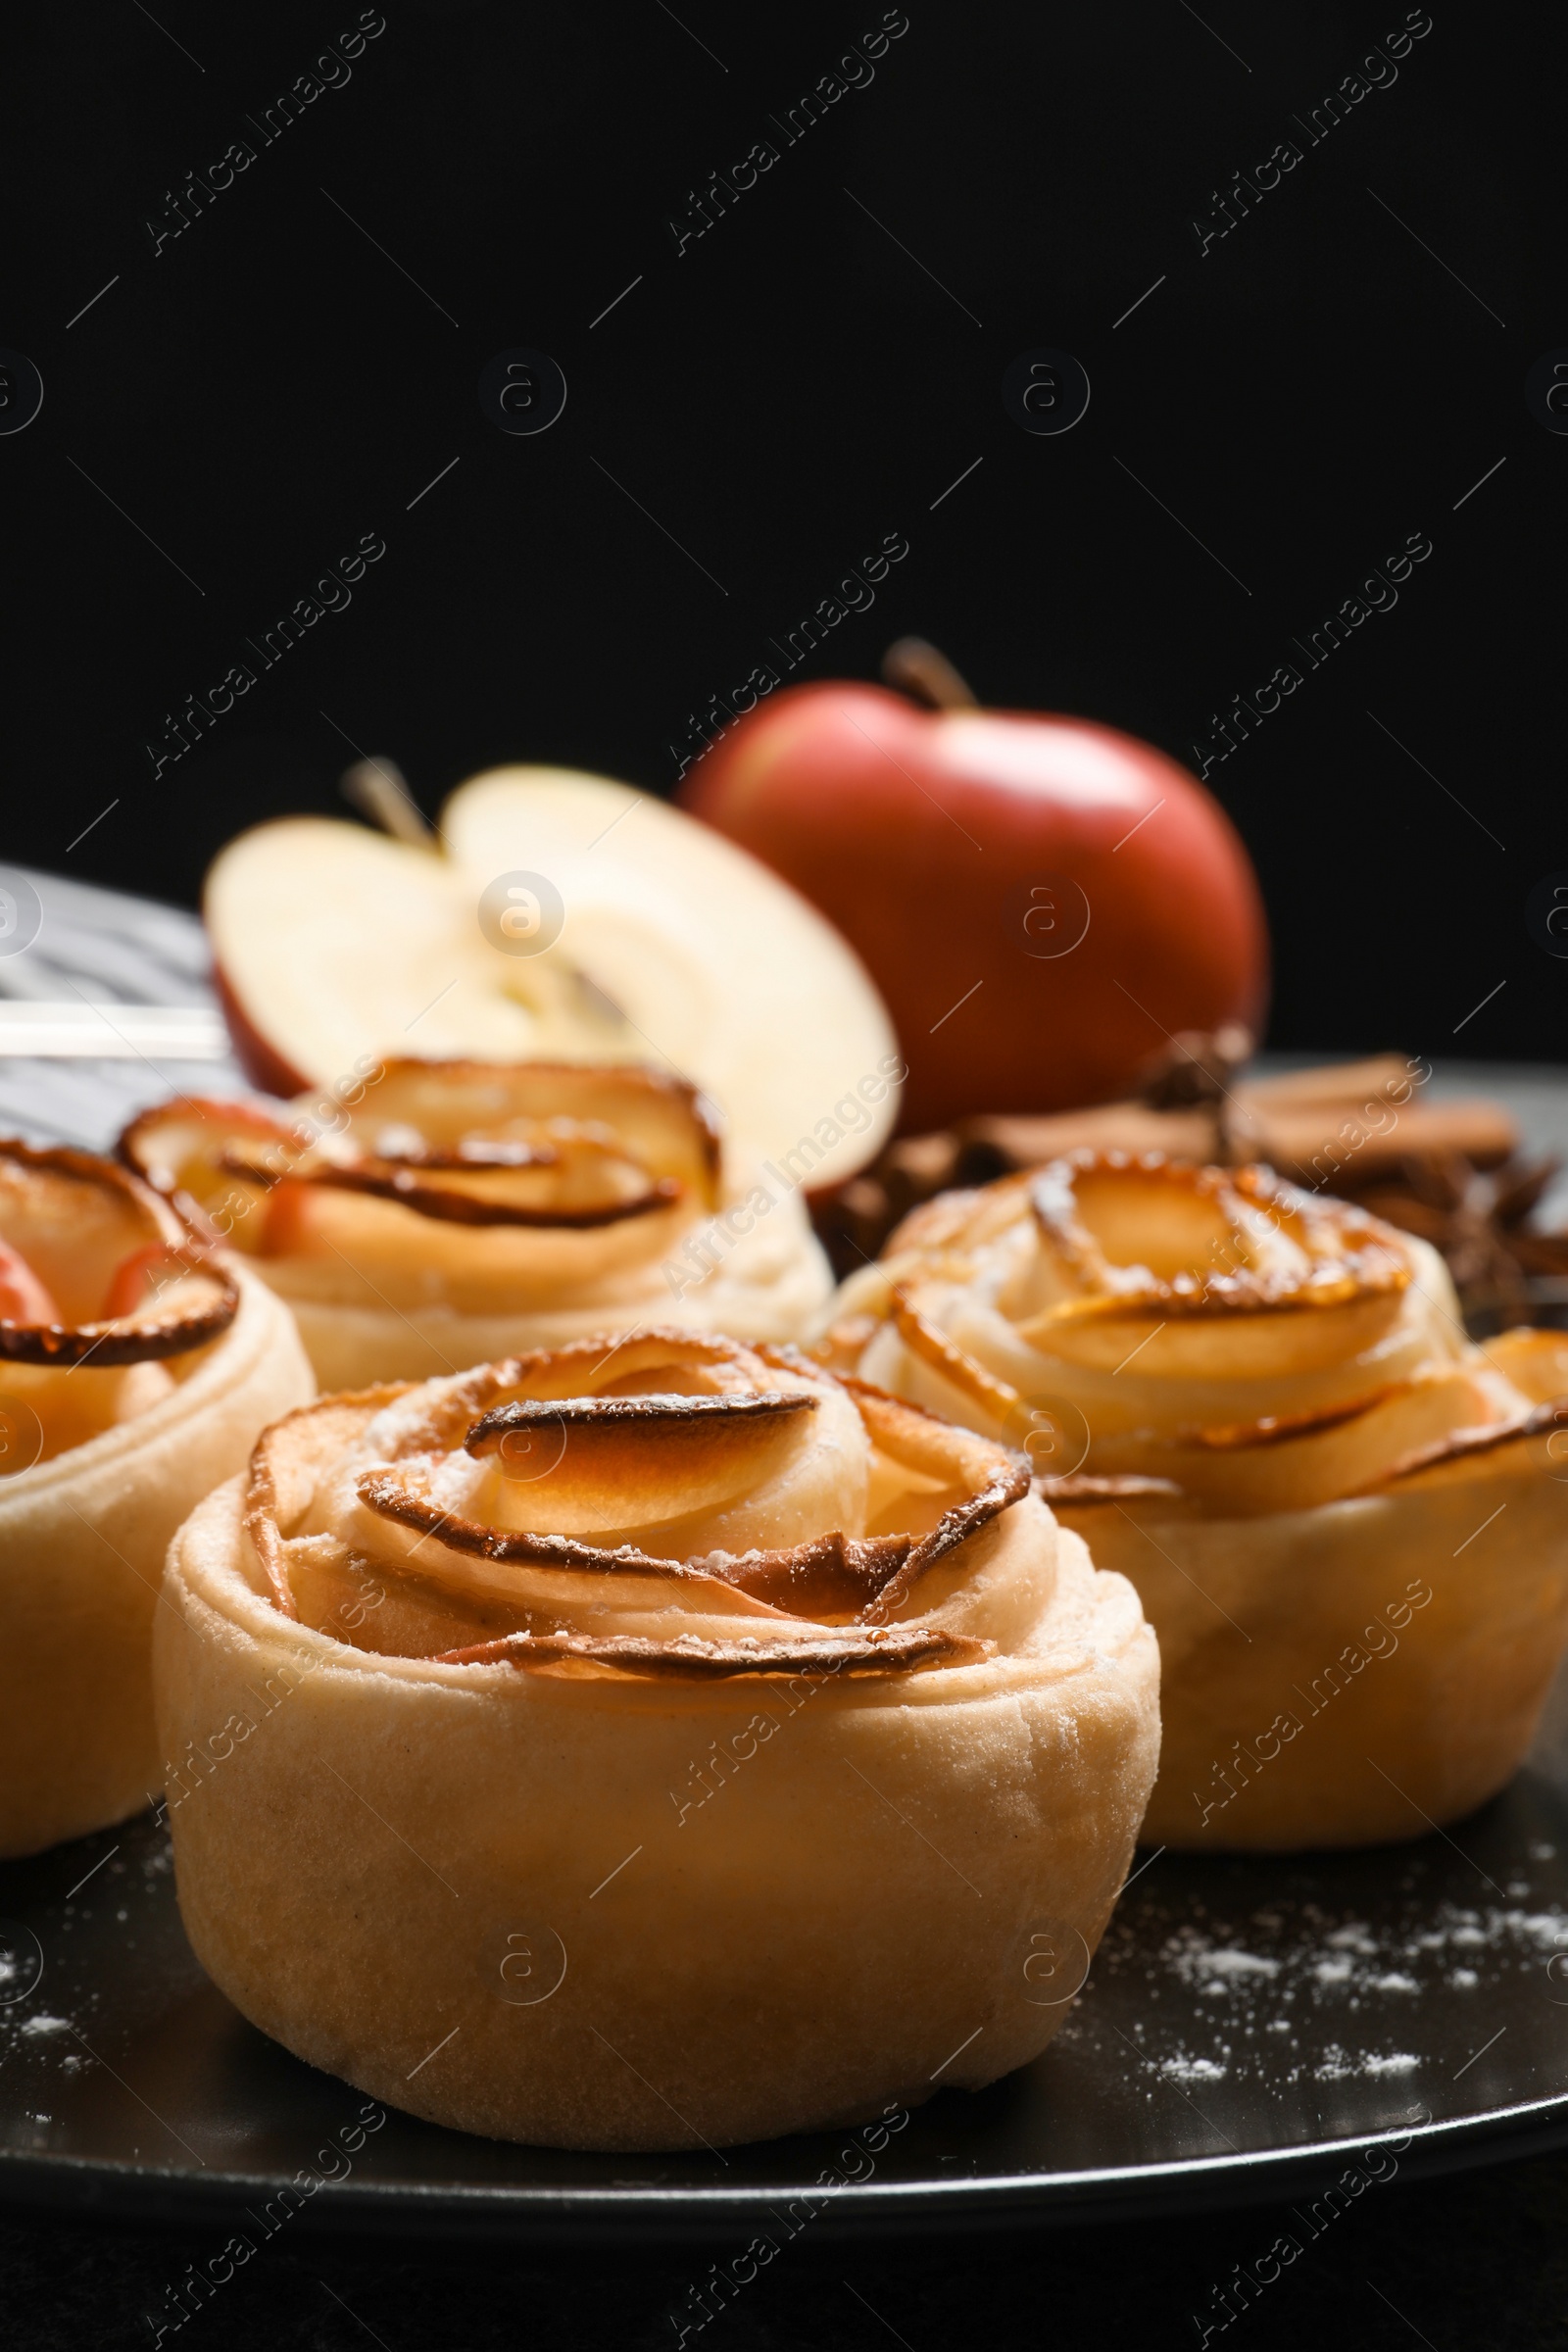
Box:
339;758;436;849
881;638;978;710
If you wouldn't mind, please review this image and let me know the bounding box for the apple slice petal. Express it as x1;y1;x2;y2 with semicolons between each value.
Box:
121;1096;299;1227
331;1058;722;1210
0;1142;238;1365
305;1152;680;1230
460;1389;818;1529
122;1063;724;1245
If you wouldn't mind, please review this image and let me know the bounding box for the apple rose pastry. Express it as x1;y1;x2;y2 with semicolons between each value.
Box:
122;1059;831;1389
0;1141;312;1860
824;1151;1568;1853
156;1331;1158;2149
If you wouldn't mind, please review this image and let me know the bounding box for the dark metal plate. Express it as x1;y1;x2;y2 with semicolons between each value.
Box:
3;1709;1568;2242
3;872;1567;2240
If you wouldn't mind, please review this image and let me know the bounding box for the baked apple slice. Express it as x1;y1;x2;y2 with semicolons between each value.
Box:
121;1058;834;1385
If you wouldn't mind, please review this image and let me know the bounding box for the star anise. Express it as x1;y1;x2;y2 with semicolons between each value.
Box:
1348;1151;1568;1330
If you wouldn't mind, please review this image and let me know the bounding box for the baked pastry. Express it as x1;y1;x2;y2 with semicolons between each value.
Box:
155;1330;1159;2149
122;1060;832;1388
823;1151;1568;1852
0;1141;312;1859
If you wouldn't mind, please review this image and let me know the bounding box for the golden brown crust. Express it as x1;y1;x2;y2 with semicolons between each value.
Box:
363;1332;793;1460
352;1477;711;1580
486;1326;763;1384
349;1456;1033;1621
1175;1389;1401;1451
1366;1394;1568;1491
430;1621;987;1678
869;1458;1032;1617
890;1289;1021;1417
245;1385;414;1617
707;1529;913;1615
354;1455;938;1623
1035;1473;1184;1503
463;1390;815;1455
299;1158;682;1230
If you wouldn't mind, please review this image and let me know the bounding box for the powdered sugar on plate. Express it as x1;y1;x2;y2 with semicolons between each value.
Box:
1165;1944;1283;1993
1072;1861;1568;2097
1314;2043;1421;2081
1158;2053;1229;2083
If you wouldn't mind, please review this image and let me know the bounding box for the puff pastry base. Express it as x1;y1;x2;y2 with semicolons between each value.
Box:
1062;1429;1568;1850
0;1268;313;1858
155;1342;1158;2149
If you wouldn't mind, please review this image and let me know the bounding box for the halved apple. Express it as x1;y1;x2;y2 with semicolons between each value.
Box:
206;765;901;1190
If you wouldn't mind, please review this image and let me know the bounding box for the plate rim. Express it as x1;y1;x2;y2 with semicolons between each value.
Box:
5;2089;1568;2242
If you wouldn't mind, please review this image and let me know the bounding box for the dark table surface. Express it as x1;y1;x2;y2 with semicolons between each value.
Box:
4;2139;1567;2349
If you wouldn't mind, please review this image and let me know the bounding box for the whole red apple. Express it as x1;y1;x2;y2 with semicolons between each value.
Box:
678;645;1269;1132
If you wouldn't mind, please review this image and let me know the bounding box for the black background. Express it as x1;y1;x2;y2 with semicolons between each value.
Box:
3;0;1556;1061
4;8;1568;2338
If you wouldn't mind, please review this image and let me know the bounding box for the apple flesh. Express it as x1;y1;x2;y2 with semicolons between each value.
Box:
678;678;1268;1133
205;765;901;1192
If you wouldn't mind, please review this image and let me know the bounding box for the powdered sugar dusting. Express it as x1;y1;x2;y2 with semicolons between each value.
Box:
1165;1942;1283;1993
1159;2053;1228;2083
1315;2043;1421;2082
1073;1859;1568;2099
